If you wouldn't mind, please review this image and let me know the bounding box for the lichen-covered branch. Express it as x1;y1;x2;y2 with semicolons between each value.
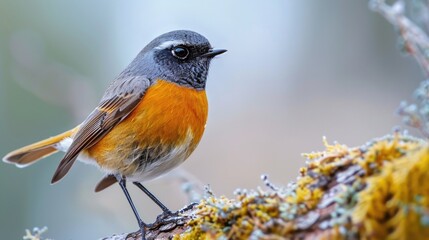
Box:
23;227;50;240
398;80;429;138
102;134;429;239
370;0;429;138
370;0;429;75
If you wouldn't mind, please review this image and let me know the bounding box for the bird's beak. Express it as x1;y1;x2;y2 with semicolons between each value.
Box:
201;49;227;58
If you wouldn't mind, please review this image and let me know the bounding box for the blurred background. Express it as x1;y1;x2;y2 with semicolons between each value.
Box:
0;0;423;239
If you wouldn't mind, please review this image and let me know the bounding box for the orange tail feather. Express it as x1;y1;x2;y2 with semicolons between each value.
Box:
3;128;77;168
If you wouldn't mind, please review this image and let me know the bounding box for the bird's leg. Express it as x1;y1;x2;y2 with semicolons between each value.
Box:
116;176;146;239
133;182;171;213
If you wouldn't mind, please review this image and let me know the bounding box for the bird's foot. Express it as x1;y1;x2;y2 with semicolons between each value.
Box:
138;220;146;240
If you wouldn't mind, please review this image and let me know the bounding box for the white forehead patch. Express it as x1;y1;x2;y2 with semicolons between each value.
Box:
155;40;186;50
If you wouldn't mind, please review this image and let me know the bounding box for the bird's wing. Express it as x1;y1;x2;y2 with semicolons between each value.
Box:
94;174;117;192
51;76;151;183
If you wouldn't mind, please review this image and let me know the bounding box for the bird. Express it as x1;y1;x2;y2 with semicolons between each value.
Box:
2;30;226;239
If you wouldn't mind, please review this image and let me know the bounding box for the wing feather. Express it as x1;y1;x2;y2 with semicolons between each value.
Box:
51;76;151;183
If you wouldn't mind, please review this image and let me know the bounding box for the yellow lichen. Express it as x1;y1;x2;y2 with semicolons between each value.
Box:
353;138;429;239
177;134;429;239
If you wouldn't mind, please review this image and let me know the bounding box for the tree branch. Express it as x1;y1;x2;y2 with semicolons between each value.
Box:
370;0;429;75
101;134;429;239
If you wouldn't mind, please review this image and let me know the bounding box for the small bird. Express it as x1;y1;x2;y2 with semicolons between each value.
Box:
3;30;226;238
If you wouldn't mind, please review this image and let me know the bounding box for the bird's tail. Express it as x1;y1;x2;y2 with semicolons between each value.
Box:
3;128;77;168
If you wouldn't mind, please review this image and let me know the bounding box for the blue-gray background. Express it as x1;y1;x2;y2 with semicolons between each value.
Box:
0;1;422;239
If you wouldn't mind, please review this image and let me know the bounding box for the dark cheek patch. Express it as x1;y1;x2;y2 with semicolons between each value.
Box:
152;47;210;90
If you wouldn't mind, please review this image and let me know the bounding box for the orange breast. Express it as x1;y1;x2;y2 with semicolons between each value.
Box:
86;80;208;177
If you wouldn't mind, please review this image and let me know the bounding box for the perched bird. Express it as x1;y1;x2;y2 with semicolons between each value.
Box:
3;30;226;238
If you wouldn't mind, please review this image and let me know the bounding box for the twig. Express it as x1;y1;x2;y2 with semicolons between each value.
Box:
370;0;429;75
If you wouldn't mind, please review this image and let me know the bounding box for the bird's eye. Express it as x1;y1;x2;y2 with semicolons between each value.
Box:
171;46;189;60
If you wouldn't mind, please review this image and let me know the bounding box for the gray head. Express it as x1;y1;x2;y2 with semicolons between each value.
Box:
120;30;226;90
